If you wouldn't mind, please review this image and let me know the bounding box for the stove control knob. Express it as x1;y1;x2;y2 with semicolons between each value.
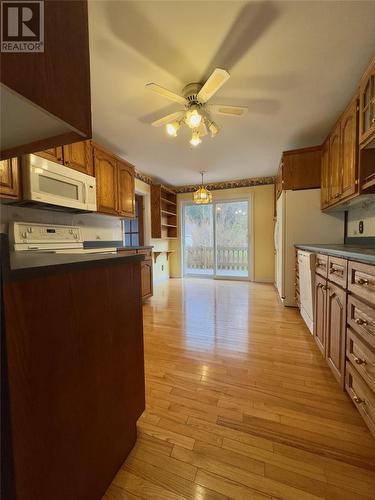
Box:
27;227;33;233
21;231;27;238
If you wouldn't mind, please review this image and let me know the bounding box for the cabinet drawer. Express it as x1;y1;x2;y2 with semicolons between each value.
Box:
345;361;375;437
315;254;328;278
348;261;375;306
118;250;137;256
328;256;347;288
347;328;375;393
137;249;152;258
347;295;375;350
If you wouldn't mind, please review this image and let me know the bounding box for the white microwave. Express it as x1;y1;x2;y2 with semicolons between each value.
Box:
22;154;97;212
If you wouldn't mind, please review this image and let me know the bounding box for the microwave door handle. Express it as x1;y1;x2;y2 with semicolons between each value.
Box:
82;182;87;204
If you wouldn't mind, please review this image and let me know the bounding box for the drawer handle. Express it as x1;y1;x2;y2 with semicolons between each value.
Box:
353;356;366;365
357;278;369;286
329;268;343;275
353;393;365;405
316;263;325;268
355;318;368;326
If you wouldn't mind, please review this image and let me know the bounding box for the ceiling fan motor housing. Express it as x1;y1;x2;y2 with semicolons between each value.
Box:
183;83;203;106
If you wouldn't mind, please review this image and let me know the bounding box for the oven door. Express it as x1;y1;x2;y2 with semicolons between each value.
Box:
24;154;94;211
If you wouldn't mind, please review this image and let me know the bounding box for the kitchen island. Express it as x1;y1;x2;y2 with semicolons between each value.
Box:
0;234;146;500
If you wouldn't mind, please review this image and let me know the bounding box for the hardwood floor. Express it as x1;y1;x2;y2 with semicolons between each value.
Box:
104;278;375;500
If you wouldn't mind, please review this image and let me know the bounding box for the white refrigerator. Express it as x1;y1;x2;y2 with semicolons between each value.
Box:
275;189;344;307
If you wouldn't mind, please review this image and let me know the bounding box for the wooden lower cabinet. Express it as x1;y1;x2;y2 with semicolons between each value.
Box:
314;273;327;356
306;250;375;436
0;158;21;199
325;281;346;386
141;258;153;299
314;273;346;387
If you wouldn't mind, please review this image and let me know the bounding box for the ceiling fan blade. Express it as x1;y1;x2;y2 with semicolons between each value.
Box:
199;121;208;137
151;111;184;127
146;83;187;105
208;105;248;117
197;68;230;103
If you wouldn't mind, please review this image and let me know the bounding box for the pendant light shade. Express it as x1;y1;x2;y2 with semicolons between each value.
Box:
193;171;212;204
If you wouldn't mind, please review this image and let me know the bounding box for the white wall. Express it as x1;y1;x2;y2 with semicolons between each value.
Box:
347;200;375;237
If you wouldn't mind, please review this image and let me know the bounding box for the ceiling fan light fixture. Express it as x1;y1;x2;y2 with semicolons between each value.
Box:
208;121;219;138
166;121;180;137
190;129;201;147
185;107;202;129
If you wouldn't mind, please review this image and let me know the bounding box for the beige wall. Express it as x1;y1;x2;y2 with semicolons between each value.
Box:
135;178;171;283
169;184;275;282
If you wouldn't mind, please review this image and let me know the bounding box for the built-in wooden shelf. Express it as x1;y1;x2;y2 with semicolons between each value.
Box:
161;197;176;206
161;209;177;216
151;185;177;239
153;250;175;264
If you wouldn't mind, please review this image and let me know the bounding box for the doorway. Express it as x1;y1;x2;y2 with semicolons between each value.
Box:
182;199;250;279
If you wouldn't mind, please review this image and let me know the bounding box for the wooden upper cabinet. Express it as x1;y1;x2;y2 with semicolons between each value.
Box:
117;160;135;218
340;98;358;200
325;281;346;387
63;141;93;176
359;55;375;146
93;146;118;215
93;143;135;218
35;147;63;164
0;158;21;199
328;122;341;203
321;140;330;209
277;146;321;196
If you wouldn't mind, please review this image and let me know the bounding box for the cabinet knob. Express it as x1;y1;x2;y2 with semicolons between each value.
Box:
322;285;329;291
353;394;365;405
357;278;369;285
355;318;368;326
317;283;323;288
353;356;366;365
372;117;375;124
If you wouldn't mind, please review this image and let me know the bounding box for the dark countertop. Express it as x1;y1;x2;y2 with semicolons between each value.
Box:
294;244;375;264
0;235;145;281
83;241;153;251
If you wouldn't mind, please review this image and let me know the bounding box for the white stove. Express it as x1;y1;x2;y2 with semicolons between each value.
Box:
10;222;117;255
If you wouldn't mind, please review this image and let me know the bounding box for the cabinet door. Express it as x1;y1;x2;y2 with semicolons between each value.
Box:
341;99;358;200
329;122;341;203
35;146;63;164
0;158;20;199
359;57;375;145
63;141;93;176
314;274;326;356
141;259;153;299
321;141;330;208
117;160;135;218
93;146;118;215
326;281;346;387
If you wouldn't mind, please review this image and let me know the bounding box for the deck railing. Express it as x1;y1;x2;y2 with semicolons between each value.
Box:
186;246;248;272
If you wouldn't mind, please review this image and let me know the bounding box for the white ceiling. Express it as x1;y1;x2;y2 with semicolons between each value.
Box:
88;1;375;186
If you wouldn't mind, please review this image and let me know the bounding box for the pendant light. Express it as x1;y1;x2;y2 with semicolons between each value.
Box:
193;171;212;204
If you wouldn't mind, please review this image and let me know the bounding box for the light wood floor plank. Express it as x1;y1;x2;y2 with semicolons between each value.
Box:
104;279;375;499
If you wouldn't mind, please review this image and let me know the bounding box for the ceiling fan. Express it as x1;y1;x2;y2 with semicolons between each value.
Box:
146;68;248;146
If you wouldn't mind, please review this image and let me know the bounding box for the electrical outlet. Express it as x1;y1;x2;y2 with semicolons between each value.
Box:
161;264;164;271
359;220;364;234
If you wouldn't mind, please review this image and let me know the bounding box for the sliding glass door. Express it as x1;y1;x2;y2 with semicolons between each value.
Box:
183;200;249;279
